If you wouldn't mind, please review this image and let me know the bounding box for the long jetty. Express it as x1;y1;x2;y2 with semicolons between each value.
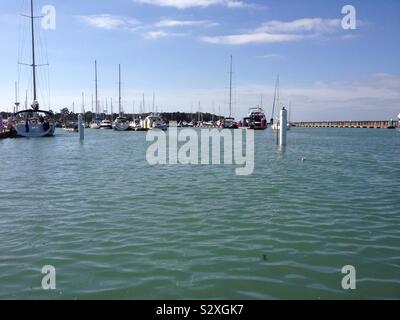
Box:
293;120;398;129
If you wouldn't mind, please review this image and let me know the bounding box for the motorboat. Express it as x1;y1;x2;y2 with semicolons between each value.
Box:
100;119;112;129
144;113;167;131
90;121;100;129
63;121;78;133
247;107;267;130
221;117;238;129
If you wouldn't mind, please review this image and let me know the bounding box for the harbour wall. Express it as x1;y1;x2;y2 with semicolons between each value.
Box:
293;120;398;129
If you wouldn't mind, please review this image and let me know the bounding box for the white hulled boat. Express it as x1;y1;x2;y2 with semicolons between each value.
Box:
247;106;267;130
100;119;112;129
144;113;167;131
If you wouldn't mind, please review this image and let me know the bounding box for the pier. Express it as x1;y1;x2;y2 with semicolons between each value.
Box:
293;120;398;129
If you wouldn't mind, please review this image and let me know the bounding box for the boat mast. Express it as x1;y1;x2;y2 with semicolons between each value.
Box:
271;74;279;124
142;93;145;114
81;92;85;114
95;60;98;117
14;81;20;113
229;55;233;118
118;64;122;117
30;0;37;105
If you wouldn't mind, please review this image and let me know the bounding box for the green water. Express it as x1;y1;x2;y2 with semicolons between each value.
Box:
0;128;399;299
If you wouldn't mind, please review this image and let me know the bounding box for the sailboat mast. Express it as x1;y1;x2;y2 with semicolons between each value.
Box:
118;64;122;116
229;55;233;118
81;92;85;114
95;60;98;116
142;93;145;114
14;81;20;113
271;74;279;123
30;0;37;102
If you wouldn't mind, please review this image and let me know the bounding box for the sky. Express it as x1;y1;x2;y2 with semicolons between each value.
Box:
0;0;399;121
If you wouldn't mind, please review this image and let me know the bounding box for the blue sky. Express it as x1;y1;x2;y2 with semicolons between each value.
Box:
0;0;399;120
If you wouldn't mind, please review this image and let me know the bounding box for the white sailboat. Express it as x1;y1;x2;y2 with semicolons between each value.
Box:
271;75;290;131
12;0;55;137
114;64;129;131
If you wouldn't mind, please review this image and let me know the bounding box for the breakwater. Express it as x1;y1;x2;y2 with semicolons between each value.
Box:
293;120;398;129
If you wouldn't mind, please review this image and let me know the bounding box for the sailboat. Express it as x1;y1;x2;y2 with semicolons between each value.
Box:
222;55;238;129
89;60;101;129
114;64;130;131
271;75;290;131
12;0;55;137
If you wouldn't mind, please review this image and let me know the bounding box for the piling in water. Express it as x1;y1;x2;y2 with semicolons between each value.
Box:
78;114;84;141
279;107;287;146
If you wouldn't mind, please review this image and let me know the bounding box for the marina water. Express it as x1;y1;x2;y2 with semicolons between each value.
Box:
0;128;399;299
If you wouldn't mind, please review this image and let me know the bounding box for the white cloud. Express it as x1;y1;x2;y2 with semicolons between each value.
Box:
256;53;285;59
156;19;218;28
201;33;303;45
255;18;341;34
144;30;186;39
201;17;346;45
132;0;256;9
77;14;140;30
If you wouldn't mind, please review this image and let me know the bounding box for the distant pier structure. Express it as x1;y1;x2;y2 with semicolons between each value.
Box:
293;120;398;129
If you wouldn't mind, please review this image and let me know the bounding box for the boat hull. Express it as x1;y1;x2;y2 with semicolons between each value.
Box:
14;123;55;137
114;123;130;131
90;123;100;129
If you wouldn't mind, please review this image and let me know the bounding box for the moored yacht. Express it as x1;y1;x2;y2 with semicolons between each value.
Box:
247;106;267;130
13;107;56;137
100;119;113;129
144;113;167;131
114;116;130;131
12;0;55;138
90;121;101;129
222;117;238;129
